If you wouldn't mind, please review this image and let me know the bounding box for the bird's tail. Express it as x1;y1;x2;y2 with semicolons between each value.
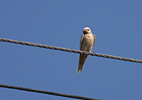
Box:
76;54;88;74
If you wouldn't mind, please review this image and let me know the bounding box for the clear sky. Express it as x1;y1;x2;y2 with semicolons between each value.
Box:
0;0;142;100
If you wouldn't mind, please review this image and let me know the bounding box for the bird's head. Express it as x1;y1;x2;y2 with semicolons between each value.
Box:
83;27;92;34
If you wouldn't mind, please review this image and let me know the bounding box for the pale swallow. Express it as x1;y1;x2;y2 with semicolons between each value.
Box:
76;27;95;74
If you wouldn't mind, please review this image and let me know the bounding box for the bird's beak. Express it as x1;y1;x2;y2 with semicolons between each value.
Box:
83;29;88;34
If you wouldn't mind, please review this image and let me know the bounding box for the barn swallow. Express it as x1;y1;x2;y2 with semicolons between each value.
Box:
76;27;95;74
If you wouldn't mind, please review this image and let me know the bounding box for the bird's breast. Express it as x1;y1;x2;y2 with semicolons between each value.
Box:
84;34;94;44
81;34;94;51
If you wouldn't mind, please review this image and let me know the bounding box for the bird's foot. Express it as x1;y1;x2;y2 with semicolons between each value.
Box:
83;51;88;55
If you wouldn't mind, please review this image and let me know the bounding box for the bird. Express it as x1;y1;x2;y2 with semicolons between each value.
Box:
76;27;95;74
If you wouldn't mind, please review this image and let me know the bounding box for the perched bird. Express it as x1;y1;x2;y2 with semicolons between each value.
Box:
76;27;95;74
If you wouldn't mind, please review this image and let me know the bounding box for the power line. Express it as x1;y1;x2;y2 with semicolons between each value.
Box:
0;38;142;63
0;84;100;100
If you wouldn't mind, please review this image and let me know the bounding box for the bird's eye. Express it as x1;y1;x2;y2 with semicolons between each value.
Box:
87;29;89;31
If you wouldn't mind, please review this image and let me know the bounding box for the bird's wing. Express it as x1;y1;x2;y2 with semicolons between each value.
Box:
93;34;95;46
80;34;84;50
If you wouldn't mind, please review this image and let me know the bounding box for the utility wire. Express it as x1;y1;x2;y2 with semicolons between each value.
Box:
0;84;100;100
0;38;142;63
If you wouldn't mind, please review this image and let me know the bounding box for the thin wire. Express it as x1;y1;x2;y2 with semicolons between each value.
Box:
0;38;142;63
0;84;100;100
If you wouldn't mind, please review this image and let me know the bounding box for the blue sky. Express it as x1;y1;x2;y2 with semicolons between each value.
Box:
0;0;142;100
